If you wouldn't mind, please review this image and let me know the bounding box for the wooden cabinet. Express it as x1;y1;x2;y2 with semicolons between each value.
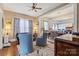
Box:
55;34;79;56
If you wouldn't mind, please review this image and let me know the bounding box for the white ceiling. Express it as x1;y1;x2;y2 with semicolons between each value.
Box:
40;4;74;21
3;3;64;17
42;5;73;18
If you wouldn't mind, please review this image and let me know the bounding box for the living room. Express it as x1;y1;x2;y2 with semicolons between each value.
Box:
0;3;79;56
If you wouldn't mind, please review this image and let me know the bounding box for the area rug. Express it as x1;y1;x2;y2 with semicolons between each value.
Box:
17;40;54;56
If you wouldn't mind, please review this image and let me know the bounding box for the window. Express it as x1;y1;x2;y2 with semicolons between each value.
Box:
52;24;58;31
20;19;25;33
58;23;66;30
44;21;48;30
24;20;29;32
20;19;29;33
52;23;72;31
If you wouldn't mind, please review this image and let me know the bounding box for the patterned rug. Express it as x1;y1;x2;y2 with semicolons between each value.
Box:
27;40;54;56
17;39;54;56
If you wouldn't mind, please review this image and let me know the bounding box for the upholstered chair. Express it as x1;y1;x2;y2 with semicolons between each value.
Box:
17;33;33;55
36;33;48;46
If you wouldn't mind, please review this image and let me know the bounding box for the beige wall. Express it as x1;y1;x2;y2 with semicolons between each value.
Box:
33;17;39;34
4;10;35;20
3;10;36;40
0;3;3;49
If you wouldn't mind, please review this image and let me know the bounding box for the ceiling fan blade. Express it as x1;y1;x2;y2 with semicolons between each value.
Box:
33;3;37;7
33;3;35;5
35;8;42;10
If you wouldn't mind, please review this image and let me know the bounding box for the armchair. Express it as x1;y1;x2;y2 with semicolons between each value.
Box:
36;33;48;46
17;33;33;55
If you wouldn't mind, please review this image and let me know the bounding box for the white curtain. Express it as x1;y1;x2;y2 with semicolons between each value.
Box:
44;21;48;30
19;18;30;33
14;18;32;34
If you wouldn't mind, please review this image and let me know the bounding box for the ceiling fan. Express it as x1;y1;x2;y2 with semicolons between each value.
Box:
28;3;42;12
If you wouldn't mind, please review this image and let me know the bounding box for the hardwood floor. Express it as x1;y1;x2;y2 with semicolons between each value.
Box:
0;40;54;56
0;41;18;56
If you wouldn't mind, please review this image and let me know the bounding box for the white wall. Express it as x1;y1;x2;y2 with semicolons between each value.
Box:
0;14;3;49
0;4;3;49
